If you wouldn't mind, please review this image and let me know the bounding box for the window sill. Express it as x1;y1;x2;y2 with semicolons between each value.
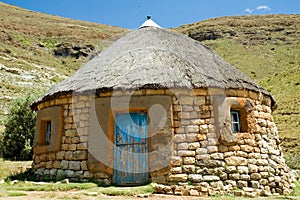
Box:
33;145;50;155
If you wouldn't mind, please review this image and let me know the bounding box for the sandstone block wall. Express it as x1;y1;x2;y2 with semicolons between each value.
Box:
34;94;113;185
154;89;293;197
33;88;294;196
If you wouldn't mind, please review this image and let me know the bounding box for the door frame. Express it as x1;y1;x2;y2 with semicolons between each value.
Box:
108;108;150;185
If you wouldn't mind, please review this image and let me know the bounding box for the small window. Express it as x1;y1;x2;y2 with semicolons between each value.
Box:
230;110;241;133
34;106;63;154
45;121;51;144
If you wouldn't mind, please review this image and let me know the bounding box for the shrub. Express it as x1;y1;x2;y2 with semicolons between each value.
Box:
1;92;40;160
284;152;300;170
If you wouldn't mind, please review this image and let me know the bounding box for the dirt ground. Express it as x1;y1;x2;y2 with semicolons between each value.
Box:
1;191;299;200
0;191;211;200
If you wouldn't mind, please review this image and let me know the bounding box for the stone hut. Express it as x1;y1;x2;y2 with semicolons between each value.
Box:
31;18;294;196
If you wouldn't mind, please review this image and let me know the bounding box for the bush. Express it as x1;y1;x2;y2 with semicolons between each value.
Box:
1;93;40;160
284;152;300;170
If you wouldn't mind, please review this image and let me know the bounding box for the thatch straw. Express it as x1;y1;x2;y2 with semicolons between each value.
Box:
31;27;273;109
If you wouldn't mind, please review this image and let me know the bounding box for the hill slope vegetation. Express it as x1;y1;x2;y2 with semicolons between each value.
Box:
0;2;126;124
0;3;299;155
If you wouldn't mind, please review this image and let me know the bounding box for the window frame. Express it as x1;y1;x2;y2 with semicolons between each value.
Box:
34;106;63;155
230;110;241;133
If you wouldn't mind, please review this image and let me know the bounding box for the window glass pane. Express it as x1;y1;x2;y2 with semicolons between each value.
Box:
232;123;238;132
46;121;51;144
230;110;241;133
232;113;238;122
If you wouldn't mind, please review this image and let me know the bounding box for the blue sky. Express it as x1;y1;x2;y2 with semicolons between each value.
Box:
1;0;300;29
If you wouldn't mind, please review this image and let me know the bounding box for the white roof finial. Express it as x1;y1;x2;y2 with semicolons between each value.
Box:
139;16;162;29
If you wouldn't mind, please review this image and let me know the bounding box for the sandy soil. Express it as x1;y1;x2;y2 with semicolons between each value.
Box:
0;191;210;200
1;191;299;200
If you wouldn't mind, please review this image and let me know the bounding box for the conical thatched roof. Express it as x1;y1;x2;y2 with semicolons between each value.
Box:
32;26;274;108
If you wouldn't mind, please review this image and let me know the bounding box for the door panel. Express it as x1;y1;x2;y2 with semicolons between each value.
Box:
113;112;148;185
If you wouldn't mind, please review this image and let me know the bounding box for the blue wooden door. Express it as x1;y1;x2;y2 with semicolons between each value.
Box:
113;112;148;185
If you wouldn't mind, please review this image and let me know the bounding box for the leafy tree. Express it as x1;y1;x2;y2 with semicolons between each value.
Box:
1;92;40;160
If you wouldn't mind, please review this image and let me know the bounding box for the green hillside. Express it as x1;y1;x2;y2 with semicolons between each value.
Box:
0;3;298;160
0;2;126;126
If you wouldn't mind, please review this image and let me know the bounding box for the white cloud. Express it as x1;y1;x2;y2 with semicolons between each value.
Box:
244;8;253;14
256;5;271;11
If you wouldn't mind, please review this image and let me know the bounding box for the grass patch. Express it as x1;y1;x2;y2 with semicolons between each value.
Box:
293;180;300;196
7;191;27;197
2;182;153;199
0;159;32;180
39;38;60;50
210;195;244;200
5;182;98;192
96;184;153;196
